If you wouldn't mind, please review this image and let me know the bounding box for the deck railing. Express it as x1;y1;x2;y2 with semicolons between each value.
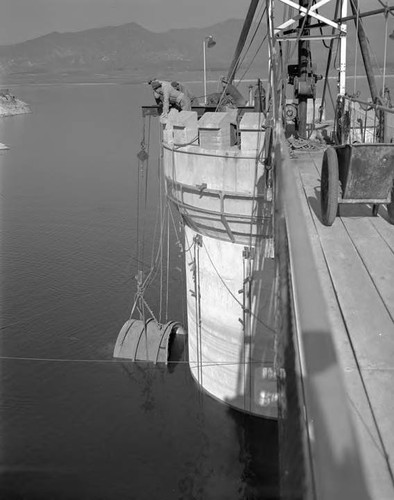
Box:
273;123;371;500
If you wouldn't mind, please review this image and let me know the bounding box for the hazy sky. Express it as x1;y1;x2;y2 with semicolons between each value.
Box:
0;0;390;46
0;0;249;45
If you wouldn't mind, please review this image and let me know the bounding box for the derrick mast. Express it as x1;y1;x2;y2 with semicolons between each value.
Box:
297;0;312;137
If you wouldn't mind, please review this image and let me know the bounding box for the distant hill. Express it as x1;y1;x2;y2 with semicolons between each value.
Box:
0;20;250;83
0;16;392;84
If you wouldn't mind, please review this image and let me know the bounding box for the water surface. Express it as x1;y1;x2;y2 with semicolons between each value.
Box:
0;84;279;500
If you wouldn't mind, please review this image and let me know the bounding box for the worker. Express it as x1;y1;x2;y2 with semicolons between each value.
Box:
254;78;266;112
149;80;191;121
171;81;199;106
221;77;247;107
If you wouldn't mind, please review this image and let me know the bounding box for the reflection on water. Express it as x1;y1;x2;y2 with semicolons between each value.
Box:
0;84;279;499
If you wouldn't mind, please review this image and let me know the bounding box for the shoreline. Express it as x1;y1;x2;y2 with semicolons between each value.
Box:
0;89;31;118
3;73;394;87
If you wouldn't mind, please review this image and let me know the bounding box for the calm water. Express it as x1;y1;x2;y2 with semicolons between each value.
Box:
0;84;279;500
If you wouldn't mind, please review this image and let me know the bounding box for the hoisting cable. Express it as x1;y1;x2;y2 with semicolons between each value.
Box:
159;180;164;321
129;117;170;326
216;6;267;111
192;235;203;388
242;255;248;411
131;114;151;321
377;0;394;17
382;4;389;95
235;32;268;90
353;0;360;96
165;211;170;323
226;0;261;85
202;241;276;334
349;0;380;103
229;6;267;84
319;0;341;122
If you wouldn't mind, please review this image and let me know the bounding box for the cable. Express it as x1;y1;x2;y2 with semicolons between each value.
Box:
215;5;267;111
233;6;267;84
202;241;276;334
0;355;275;369
377;0;394;17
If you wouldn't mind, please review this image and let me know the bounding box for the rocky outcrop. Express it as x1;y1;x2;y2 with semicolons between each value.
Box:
0;89;30;117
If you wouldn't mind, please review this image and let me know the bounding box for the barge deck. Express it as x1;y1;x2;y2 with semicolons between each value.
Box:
293;148;394;499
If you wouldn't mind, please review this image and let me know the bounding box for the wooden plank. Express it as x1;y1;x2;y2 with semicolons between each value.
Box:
312;204;394;368
342;368;394;500
361;368;394;484
293;152;394;498
370;212;394;249
342;217;394;320
292;155;356;366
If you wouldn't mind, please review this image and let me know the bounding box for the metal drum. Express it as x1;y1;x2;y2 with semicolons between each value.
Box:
113;318;185;365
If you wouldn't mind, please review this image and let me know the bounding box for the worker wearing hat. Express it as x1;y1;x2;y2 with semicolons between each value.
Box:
149;79;191;121
220;76;247;107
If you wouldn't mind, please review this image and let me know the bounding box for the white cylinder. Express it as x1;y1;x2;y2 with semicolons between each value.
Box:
184;225;277;418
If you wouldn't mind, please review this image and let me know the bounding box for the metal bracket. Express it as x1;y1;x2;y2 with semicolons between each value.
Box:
243;247;256;260
196;183;207;198
193;234;203;247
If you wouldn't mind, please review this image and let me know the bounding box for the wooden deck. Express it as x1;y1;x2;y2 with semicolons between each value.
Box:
293;148;394;500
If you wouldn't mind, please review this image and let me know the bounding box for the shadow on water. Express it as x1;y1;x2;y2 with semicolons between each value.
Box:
227;408;279;500
0;84;280;500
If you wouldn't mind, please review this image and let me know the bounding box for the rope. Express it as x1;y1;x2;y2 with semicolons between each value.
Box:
318;0;341;122
242;255;247;410
215;6;267;111
192;237;202;388
202;241;276;334
350;0;383;80
236;33;268;89
382;5;389;95
0;355;276;369
353;0;360;96
377;0;394;17
174;136;198;148
159;202;163;321
129;117;171;324
231;6;267;84
165;211;170;323
287;136;325;151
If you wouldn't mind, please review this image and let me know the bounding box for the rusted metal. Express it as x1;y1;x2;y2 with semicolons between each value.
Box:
336;144;394;200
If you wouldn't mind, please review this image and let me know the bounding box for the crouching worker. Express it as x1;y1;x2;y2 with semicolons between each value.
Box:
150;80;191;122
171;81;199;106
220;77;247;107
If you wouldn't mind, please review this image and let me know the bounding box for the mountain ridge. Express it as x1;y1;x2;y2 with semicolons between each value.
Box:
0;20;247;84
0;17;391;85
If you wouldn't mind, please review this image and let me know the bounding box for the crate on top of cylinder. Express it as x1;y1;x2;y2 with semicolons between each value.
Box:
197;112;237;150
